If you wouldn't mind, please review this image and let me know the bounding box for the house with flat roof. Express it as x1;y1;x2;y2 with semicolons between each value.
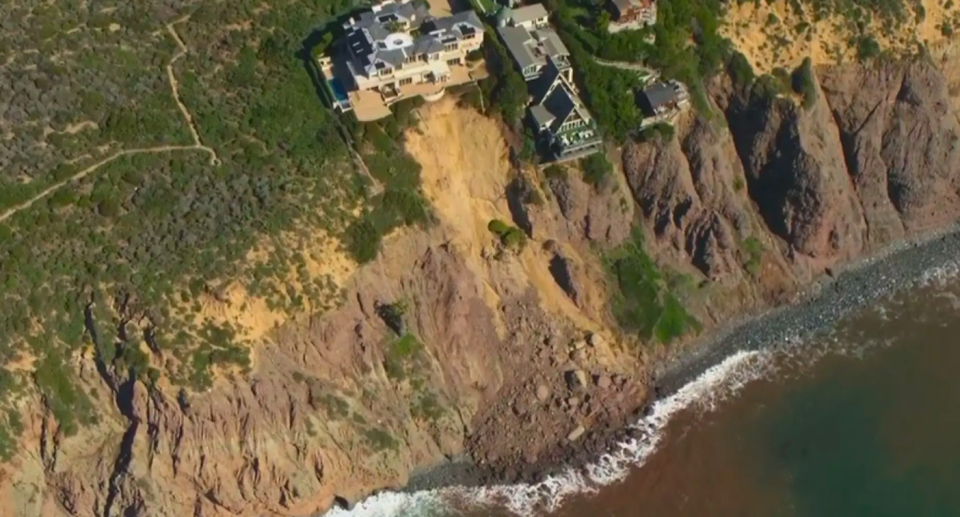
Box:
607;0;657;32
317;0;485;120
528;60;602;160
637;80;690;118
496;4;570;81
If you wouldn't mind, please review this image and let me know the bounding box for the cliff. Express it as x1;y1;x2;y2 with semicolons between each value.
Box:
2;50;960;517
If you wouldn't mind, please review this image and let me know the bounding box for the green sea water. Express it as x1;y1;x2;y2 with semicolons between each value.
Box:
543;279;960;517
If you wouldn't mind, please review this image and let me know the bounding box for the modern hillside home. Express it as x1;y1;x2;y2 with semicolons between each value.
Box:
317;0;485;120
495;4;570;81
528;60;603;161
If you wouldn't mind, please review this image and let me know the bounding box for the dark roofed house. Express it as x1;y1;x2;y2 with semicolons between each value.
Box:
527;59;602;161
637;80;687;117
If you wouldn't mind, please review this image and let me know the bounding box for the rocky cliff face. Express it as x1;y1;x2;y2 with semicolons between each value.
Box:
2;55;960;517
623;53;960;328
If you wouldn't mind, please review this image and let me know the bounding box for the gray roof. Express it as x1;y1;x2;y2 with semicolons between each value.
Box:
498;25;568;73
510;4;549;25
538;29;568;58
498;25;538;70
411;36;444;56
529;104;555;128
343;2;482;77
348;1;429;30
642;81;678;109
422;10;483;36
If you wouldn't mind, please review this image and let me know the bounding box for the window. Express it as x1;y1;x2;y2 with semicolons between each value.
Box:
444;43;458;52
379;67;393;76
447;58;461;66
399;77;414;86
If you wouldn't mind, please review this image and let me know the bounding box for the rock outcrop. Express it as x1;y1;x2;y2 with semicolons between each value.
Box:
818;59;960;245
724;70;867;262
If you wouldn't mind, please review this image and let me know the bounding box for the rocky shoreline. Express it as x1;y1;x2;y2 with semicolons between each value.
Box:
396;224;960;500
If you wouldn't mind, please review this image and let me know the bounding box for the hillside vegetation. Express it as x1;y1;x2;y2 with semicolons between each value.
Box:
723;0;959;71
0;0;435;449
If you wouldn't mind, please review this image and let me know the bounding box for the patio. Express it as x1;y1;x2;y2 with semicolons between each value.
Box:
349;64;484;121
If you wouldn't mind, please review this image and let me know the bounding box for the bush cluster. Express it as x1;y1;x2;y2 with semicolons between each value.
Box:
487;219;528;249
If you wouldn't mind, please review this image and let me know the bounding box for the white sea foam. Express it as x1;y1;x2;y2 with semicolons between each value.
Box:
919;258;960;287
325;349;774;517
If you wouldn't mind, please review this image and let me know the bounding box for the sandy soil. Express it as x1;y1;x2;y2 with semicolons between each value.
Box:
192;230;357;343
405;99;604;335
722;0;957;72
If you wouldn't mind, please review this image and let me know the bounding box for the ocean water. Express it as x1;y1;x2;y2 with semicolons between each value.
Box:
328;269;960;517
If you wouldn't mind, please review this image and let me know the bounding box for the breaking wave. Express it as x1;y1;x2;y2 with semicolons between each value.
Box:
325;349;775;517
326;259;960;517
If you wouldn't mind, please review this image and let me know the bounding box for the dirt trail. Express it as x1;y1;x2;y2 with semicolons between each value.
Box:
0;17;219;225
165;17;220;166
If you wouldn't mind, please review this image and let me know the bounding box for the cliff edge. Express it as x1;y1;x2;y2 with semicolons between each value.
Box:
2;49;960;517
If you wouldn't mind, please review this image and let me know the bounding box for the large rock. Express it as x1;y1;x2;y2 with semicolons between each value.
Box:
548;171;632;247
724;69;867;261
819;59;960;245
622;116;758;283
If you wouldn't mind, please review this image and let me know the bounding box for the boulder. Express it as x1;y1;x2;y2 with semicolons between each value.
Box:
565;369;588;390
567;425;586;442
595;374;612;390
536;384;551;402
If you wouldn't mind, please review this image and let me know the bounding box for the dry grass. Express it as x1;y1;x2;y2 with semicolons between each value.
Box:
722;0;957;72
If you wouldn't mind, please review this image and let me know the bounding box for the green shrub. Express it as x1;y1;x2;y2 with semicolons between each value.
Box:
0;409;23;462
411;391;444;421
581;152;613;190
487;219;527;249
544;164;568;181
726;51;755;87
383;333;422;380
466;49;483;62
743;236;764;276
733;176;746;192
791;57;817;110
856;35;882;61
638;122;675;143
604;228;699;344
320;394;350;419
752;73;787;101
483;28;528;124
487;219;511;235
364;428;399;451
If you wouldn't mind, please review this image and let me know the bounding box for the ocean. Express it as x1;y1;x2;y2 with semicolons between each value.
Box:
327;265;960;517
